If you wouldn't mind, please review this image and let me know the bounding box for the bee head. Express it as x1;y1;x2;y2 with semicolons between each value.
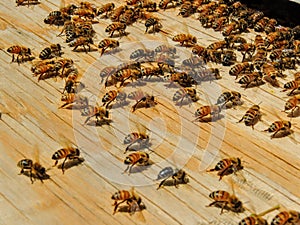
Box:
124;156;132;164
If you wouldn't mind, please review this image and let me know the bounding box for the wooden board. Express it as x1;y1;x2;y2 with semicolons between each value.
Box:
0;0;300;225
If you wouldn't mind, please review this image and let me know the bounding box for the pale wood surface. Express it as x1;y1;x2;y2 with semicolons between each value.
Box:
0;0;300;225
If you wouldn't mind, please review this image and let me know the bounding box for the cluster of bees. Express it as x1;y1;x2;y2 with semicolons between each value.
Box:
7;0;300;222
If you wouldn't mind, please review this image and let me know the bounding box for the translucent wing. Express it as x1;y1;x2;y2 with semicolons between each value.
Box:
33;144;40;164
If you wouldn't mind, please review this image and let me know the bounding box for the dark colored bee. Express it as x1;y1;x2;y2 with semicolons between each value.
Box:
145;17;162;33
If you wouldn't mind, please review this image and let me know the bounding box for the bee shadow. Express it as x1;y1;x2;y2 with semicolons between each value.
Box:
124;142;153;153
240;81;265;89
287;108;300;118
21;171;50;183
110;32;129;39
57;157;85;171
117;204;146;214
158;179;189;188
194;114;225;123
127;162;153;174
72;47;98;53
13;56;35;64
109;101;131;109
17;1;41;6
270;130;294;139
86;119;113;127
61;104;89;110
102;47;123;56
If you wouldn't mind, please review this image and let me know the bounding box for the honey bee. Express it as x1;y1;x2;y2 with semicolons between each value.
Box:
194;105;222;122
159;0;179;10
173;87;198;106
222;50;237;66
74;8;96;20
110;5;127;22
17;159;48;183
222;22;237;37
62;68;82;94
138;0;157;12
105;22;127;37
114;68;141;87
207;40;228;51
264;120;293;138
237;43;255;61
172;34;197;47
262;63;282;87
131;94;157;112
98;39;119;56
68;37;94;53
178;1;195;17
237;72;264;89
16;0;39;6
130;48;155;61
238;104;262;129
155;44;176;56
99;66;116;83
52;146;83;173
111;188;146;216
39;44;63;59
283;95;300;116
239;205;280;225
141;66;164;80
7;45;32;64
157;169;189;189
59;93;88;109
124;123;149;153
264;18;277;34
248;11;264;27
264;32;280;48
102;89;127;108
97;3;115;17
123;152;150;174
207;190;244;214
252;48;267;68
196;68;222;82
254;34;265;50
270;210;300;225
192;44;206;57
216;91;242;108
145;17;162;33
212;17;229;31
206;157;244;180
182;56;204;68
82;105;110;125
229;62;253;79
165;72;197;87
254;17;269;32
44;10;70;26
281;80;300;96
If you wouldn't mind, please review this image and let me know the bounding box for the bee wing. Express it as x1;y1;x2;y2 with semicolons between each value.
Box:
130;201;146;222
33;144;40;164
136;121;148;135
60;0;65;9
57;133;75;150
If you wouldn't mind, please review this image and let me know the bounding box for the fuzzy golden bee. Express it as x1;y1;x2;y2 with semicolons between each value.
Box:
172;34;197;47
264;120;293;139
39;44;63;60
7;45;32;64
52;146;83;173
283;95;300;116
123;152;150;175
229;62;253;79
207;190;244;214
123;123;149;153
173;87;198;106
270;210;300;225
237;72;264;89
98;39;119;56
105;22;127;37
69;36;94;53
82;105;110;125
102;89;127;108
207;157;244;181
97;3;115;17
238;104;262;129
59;93;88;109
157;169;189;189
17;159;48;184
282;80;300;96
111;188;146;215
194;105;222;122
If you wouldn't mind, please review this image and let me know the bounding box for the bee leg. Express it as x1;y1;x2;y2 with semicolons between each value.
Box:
61;157;69;174
84;116;92;125
237;117;243;123
113;200;127;215
11;54;15;63
288;88;296;96
29;170;34;184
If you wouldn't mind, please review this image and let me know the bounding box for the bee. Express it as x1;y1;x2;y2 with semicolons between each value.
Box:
269;48;284;62
98;39;119;56
172;34;197;47
62;68;82;94
203;49;223;64
141;66;164;80
225;35;247;48
145;17;162;33
196;68;222;82
130;48;155;61
229;62;253;79
105;22;127;38
39;44;63;59
207;190;244;214
264;31;280;48
192;44;206;57
237;72;264;89
102;89;127;108
238;104;262;129
194;105;222;122
74;8;96;20
178;1;195;17
212;17;229;31
217;91;242;108
33;63;58;82
82;105;110;125
68;37;94;53
238;43;255;62
138;0;157;12
254;17;269;32
182;56;204;68
114;68;141;87
52;146;82;173
253;48;267;68
254;34;265;50
283;95;300;115
264;18;277;34
222;22;237;37
239;205;280;225
248;11;264;27
123;123;149;153
155;44;176;56
207;157;244;180
123;152;150;174
111;188;146;215
97;3;115;17
262;63;282;87
110;5;127;22
7;45;32;64
159;0;179;10
207;40;228;51
17;159;48;184
165;72;197;87
281;80;300;96
173;87;198;106
16;0;39;6
270;210;300;225
157;169;189;189
263;120;293;139
222;50;237;66
59;93;88;109
131;94;157;112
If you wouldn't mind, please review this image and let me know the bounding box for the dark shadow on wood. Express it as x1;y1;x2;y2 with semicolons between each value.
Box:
57;157;85;171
